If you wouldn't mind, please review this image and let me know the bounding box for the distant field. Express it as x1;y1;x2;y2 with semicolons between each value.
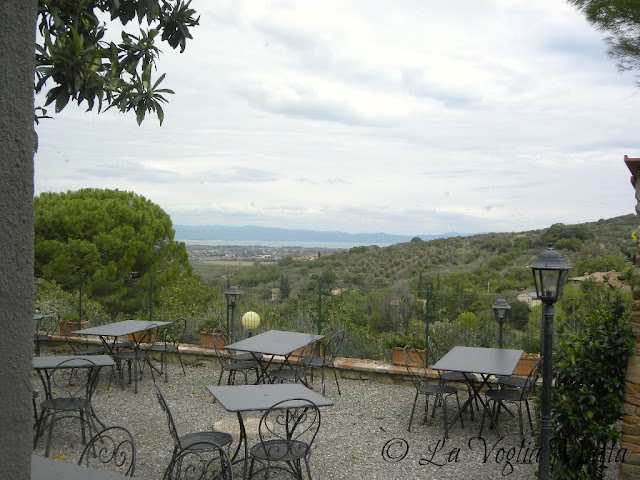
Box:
190;258;276;283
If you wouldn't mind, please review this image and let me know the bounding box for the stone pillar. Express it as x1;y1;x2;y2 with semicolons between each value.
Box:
0;2;37;479
620;156;640;479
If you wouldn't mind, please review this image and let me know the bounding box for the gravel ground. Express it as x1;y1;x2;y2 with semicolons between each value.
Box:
32;359;622;480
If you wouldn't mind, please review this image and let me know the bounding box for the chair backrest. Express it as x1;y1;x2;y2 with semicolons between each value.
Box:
163;441;233;480
521;355;543;400
155;384;181;449
131;323;159;349
78;426;136;477
324;330;345;362
62;319;86;354
426;336;441;365
403;345;429;389
50;357;100;401
257;398;320;462
211;327;230;365
157;318;187;346
34;312;58;337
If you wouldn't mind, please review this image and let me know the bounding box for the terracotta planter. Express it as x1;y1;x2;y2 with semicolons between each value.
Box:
513;353;541;377
128;330;157;344
392;346;426;367
200;332;226;349
291;343;324;360
59;320;89;335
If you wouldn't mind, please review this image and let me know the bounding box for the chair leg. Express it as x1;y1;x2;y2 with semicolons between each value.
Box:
332;365;341;395
443;395;449;439
177;350;186;376
408;392;419;432
455;393;464;428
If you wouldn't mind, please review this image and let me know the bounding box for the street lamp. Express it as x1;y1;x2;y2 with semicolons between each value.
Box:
528;244;571;480
224;286;243;343
241;311;261;337
491;298;511;348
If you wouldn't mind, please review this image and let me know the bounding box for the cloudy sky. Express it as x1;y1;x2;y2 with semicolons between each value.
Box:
34;0;640;236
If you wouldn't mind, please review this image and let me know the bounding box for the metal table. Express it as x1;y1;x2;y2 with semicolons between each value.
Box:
207;383;333;479
225;330;323;384
74;320;171;393
432;346;523;435
32;454;136;479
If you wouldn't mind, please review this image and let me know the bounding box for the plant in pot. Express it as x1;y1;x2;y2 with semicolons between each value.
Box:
384;332;427;366
198;317;226;348
59;312;89;335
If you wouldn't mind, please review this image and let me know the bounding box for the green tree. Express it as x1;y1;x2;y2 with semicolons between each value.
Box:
34;188;191;315
568;0;640;83
35;0;199;124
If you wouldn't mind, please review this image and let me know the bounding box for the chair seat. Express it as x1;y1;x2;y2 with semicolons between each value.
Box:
179;431;233;450
74;347;107;356
417;384;458;395
497;375;530;389
440;371;472;382
231;352;262;362
250;439;309;462
485;388;524;403
42;397;89;412
300;357;330;368
223;361;257;372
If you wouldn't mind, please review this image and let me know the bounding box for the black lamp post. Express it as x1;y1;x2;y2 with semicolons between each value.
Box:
224;286;243;343
491;298;511;348
528;244;571;480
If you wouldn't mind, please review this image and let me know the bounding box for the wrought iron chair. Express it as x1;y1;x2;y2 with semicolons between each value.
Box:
155;384;233;467
248;398;320;480
163;440;234;480
113;324;157;393
480;355;543;441
212;327;259;385
94;313;134;352
300;329;345;395
62;319;107;356
147;317;188;382
428;336;477;419
267;354;310;386
33;312;59;356
404;345;463;438
78;426;136;477
34;357;101;457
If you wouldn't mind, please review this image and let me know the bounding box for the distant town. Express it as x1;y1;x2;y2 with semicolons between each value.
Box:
185;244;344;263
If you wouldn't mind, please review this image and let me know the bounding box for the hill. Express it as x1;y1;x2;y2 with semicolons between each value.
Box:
174;224;464;245
226;215;638;296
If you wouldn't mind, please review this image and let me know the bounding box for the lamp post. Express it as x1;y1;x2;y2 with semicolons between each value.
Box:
491;298;511;348
224;286;243;343
528;244;571;480
241;311;261;337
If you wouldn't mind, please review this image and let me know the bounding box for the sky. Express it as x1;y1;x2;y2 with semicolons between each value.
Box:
33;0;640;236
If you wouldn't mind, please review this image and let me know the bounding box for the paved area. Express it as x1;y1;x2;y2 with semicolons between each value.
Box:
31;360;622;479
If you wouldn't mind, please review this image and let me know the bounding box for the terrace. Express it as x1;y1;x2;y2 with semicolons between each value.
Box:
33;340;623;480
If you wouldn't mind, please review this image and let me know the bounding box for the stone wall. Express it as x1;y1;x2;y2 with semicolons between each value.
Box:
620;156;640;480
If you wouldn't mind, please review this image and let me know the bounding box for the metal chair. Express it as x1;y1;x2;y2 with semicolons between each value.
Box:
147;318;188;382
94;313;134;352
300;329;345;395
34;357;101;457
212;327;259;385
62;319;107;356
163;440;234;480
33;312;59;356
480;355;543;441
155;384;233;467
248;398;320;480
113;324;157;393
404;345;463;438
78;426;136;477
428;336;477;419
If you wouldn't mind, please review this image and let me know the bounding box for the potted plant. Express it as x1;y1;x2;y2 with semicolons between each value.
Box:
198;317;226;348
58;313;89;335
385;332;427;366
513;352;541;376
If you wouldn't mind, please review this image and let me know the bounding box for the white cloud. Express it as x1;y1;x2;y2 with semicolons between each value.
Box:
34;0;639;236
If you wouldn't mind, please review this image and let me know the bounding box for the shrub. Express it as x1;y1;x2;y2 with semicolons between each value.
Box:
550;294;634;479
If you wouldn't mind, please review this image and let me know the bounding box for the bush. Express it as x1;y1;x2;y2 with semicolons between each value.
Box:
550;294;634;479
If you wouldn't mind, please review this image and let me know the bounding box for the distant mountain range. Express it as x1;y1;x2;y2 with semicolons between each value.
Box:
174;225;464;245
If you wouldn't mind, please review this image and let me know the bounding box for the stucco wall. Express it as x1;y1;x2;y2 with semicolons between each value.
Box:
0;2;37;478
